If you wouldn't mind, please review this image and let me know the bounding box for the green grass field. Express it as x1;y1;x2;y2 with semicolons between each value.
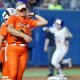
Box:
0;67;80;80
23;67;80;78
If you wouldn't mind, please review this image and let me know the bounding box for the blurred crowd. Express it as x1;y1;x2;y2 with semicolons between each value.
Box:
39;0;80;10
0;0;80;11
0;0;16;8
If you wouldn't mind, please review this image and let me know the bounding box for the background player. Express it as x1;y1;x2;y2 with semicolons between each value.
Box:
0;8;16;80
43;19;73;77
44;31;56;76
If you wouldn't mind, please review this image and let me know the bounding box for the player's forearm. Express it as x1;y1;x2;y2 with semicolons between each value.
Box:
0;35;4;47
35;14;48;26
44;39;49;52
7;26;28;38
27;12;48;26
44;39;49;47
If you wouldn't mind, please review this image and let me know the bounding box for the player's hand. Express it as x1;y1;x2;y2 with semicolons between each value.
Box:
44;46;48;52
43;27;49;32
23;34;32;43
27;12;35;18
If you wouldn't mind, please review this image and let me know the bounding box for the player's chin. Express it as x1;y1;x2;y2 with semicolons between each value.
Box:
21;14;26;17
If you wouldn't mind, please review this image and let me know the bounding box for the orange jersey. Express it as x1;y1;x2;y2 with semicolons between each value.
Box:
5;15;39;44
0;22;7;47
0;22;7;37
0;22;7;62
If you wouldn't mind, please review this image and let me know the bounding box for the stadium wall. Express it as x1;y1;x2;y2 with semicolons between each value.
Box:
0;9;80;67
28;9;80;67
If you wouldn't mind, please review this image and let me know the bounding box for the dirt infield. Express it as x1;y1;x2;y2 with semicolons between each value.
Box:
0;76;80;80
0;77;80;80
24;76;80;80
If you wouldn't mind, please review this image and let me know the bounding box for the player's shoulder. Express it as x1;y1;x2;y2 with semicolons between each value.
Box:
49;26;57;33
9;15;15;17
52;27;57;31
63;26;68;31
9;15;17;19
63;26;67;29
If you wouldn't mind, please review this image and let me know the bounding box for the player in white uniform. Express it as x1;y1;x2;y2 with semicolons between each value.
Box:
43;19;73;77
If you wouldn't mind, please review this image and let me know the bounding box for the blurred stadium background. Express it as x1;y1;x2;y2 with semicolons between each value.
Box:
25;9;80;80
0;0;80;80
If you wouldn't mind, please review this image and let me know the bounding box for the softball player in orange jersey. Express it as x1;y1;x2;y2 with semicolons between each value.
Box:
0;1;48;80
0;8;16;80
0;22;9;80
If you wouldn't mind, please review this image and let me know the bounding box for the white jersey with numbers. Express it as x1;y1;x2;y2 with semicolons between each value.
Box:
49;26;69;47
48;26;71;68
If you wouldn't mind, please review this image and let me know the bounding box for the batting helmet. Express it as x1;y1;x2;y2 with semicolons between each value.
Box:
2;8;16;20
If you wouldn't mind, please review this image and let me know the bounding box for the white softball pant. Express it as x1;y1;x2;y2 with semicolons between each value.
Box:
51;44;68;68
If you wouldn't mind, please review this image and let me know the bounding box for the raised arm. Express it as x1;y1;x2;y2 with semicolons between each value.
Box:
27;12;48;26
